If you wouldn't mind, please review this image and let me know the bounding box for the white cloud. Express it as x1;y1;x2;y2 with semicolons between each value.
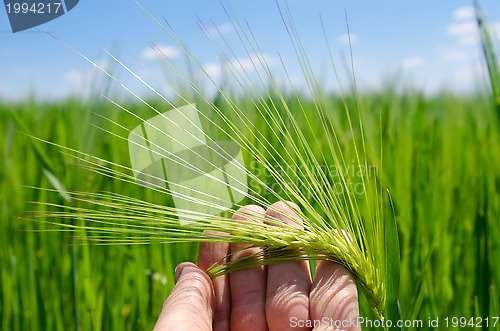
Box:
203;53;276;77
337;33;358;45
206;22;234;37
230;54;275;71
438;48;472;63
449;65;482;91
204;63;223;77
94;60;111;71
446;11;500;47
447;21;477;36
453;6;476;21
446;21;479;46
452;66;474;82
0;81;7;93
141;45;180;60
458;34;480;46
64;70;92;86
233;54;274;71
62;69;95;98
401;56;425;69
63;60;113;95
491;22;500;37
438;6;500;68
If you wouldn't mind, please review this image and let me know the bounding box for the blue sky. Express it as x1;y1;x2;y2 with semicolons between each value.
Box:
1;0;500;100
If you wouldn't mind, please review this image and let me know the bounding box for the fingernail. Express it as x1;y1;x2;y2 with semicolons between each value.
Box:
174;264;184;283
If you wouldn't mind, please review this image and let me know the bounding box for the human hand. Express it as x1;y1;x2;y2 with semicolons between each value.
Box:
153;202;360;331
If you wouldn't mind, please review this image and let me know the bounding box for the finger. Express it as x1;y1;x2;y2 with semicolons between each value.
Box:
153;262;214;331
265;201;311;331
198;231;231;331
309;261;360;331
229;205;268;331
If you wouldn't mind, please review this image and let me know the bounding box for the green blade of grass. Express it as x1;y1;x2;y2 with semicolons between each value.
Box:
384;190;401;330
474;0;500;120
11;111;71;202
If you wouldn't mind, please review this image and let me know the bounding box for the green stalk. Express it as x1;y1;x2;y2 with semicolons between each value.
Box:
474;0;500;121
384;191;401;330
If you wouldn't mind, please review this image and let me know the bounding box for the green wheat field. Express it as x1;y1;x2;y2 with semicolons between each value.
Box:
1;2;500;331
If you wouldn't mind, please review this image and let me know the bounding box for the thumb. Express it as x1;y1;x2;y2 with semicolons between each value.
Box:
153;262;215;331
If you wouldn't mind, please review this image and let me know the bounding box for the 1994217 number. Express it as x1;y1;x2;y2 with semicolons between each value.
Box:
5;2;62;14
444;316;499;328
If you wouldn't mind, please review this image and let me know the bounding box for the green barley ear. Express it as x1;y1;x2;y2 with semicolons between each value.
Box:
22;0;392;319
